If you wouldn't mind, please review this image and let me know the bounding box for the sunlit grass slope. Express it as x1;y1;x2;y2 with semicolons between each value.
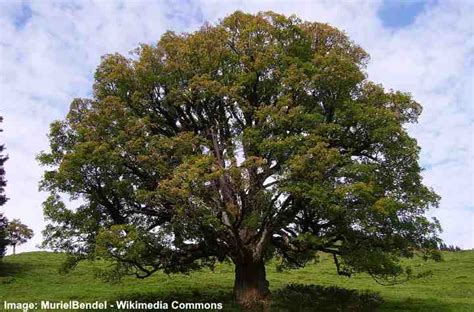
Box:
0;251;473;311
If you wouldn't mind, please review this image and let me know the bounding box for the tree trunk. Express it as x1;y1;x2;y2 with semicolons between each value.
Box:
13;244;15;255
233;259;270;308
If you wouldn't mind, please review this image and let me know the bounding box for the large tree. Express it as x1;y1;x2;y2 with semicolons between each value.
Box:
0;116;8;259
39;12;441;307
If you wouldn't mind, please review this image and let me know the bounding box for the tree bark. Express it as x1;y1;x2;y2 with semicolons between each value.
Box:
233;259;270;308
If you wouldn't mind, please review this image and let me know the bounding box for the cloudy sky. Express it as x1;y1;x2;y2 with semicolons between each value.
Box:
0;0;472;254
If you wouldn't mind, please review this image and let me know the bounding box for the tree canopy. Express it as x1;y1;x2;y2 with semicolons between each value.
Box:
39;11;441;306
7;219;33;255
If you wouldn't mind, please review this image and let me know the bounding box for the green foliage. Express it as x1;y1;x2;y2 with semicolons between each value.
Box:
6;219;34;254
38;11;441;287
0;116;8;259
0;214;7;258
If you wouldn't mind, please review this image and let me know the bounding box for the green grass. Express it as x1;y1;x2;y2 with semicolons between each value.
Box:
0;251;473;311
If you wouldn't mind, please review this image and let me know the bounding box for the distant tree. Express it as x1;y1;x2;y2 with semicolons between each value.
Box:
39;12;441;307
0;116;8;259
0;214;7;258
438;243;462;252
7;219;33;255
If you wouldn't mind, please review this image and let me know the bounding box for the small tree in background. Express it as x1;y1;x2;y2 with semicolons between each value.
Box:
0;214;7;259
0;116;8;259
7;219;33;255
438;243;462;252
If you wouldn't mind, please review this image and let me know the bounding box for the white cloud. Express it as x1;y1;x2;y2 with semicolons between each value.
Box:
0;0;472;253
0;0;184;253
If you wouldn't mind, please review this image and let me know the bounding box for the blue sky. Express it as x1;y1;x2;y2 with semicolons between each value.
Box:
378;0;432;28
11;3;32;28
0;0;472;253
5;0;438;31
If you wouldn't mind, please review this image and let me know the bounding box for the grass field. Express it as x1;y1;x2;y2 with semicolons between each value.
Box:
0;251;473;311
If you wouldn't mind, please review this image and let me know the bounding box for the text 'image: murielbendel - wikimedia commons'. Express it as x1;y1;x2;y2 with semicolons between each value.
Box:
0;1;473;311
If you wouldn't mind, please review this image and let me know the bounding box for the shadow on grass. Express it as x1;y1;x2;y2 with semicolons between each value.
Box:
271;284;383;312
0;260;32;284
381;297;455;312
106;284;383;311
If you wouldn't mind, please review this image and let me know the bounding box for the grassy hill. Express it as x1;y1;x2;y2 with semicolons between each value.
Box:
0;251;473;311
